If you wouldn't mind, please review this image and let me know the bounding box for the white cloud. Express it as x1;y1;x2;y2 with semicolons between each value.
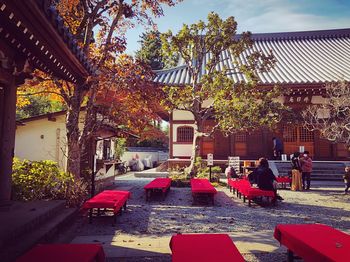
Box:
210;0;350;33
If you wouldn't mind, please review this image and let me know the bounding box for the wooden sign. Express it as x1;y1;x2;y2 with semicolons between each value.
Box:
207;153;214;166
285;95;312;104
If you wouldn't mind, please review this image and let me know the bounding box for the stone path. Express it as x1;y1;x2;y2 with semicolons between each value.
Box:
68;173;350;261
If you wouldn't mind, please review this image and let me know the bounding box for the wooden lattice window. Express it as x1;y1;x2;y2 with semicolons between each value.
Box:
283;126;297;142
177;126;194;142
300;127;314;142
235;133;246;142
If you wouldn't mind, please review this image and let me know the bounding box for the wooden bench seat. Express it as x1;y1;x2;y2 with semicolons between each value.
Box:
81;190;131;224
191;178;217;205
144;178;172;201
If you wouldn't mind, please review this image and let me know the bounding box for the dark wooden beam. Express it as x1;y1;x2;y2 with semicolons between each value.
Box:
0;80;16;201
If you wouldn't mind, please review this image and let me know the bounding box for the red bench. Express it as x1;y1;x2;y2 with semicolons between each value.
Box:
228;178;275;206
276;176;292;189
16;244;105;262
170;234;244;262
274;224;350;262
191;178;217;205
81;190;131;224
144;178;172;201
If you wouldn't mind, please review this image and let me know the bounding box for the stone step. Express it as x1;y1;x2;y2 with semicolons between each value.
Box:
0;207;77;262
0;200;66;248
275;161;345;181
134;171;168;178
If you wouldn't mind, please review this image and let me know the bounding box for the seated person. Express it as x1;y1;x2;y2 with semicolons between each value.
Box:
225;166;239;179
250;157;283;201
248;170;257;185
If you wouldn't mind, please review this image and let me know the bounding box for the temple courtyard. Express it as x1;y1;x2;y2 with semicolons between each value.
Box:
62;173;350;261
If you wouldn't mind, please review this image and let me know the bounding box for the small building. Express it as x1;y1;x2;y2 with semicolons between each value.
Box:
154;28;350;161
15;110;138;177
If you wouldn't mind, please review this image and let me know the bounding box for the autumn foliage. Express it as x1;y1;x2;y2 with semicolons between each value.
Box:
17;0;179;178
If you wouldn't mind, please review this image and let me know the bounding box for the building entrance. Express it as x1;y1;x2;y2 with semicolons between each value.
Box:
283;125;314;156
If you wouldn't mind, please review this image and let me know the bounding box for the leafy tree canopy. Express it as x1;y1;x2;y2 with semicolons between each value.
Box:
17;0;181;177
136;30;177;69
160;12;287;170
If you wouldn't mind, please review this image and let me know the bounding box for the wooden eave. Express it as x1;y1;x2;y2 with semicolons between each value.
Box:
0;0;94;84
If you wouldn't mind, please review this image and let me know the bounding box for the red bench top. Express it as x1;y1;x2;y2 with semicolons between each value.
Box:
276;177;292;183
243;187;275;199
170;234;244;262
274;224;350;262
82;190;130;213
144;178;172;191
191;178;217;194
16;244;105;262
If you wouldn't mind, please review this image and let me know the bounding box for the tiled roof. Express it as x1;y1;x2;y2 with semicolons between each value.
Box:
154;28;350;86
38;0;95;74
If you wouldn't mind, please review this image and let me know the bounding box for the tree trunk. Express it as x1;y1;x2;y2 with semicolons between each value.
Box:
188;118;203;175
66;92;82;178
79;86;97;182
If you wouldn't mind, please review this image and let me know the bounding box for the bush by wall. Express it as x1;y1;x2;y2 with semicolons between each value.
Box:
12;158;87;206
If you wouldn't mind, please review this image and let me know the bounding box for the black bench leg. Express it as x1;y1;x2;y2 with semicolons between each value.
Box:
89;209;93;224
287;250;294;262
248;199;251;207
113;213;117;226
243;196;246;202
123;201;127;211
146;190;150;201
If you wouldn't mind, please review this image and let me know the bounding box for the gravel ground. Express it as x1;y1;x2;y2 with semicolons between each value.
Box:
72;174;350;261
107;253;287;262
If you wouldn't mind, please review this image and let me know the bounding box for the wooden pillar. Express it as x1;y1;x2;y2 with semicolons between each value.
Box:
0;78;16;201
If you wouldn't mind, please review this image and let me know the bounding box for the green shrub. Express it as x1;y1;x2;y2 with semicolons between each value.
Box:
168;165;187;180
114;137;127;159
12;158;88;206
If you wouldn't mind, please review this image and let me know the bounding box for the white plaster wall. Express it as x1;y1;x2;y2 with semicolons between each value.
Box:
172;110;194;120
173;144;192;157
202;98;214;108
15;115;67;170
121;151;169;164
317;108;330;118
172;123;197;142
274;95;285;104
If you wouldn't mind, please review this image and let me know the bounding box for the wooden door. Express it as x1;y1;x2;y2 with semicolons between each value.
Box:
317;138;333;159
336;143;349;158
214;131;231;159
247;131;264;158
232;133;247;157
283;125;314;157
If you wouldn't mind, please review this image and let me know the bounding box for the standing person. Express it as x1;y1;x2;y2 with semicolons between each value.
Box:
272;137;283;160
344;166;350;194
291;152;302;171
300;151;313;190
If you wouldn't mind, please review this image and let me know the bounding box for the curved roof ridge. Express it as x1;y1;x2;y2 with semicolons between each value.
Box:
154;64;187;74
242;28;350;41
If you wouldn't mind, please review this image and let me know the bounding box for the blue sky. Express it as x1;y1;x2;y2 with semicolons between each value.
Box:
124;0;350;54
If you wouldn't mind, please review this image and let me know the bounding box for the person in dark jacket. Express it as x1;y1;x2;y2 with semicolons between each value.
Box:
256;158;276;191
249;158;283;202
272;137;283;160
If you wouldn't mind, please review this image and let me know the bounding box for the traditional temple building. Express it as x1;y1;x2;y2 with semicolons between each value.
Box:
154;28;350;161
